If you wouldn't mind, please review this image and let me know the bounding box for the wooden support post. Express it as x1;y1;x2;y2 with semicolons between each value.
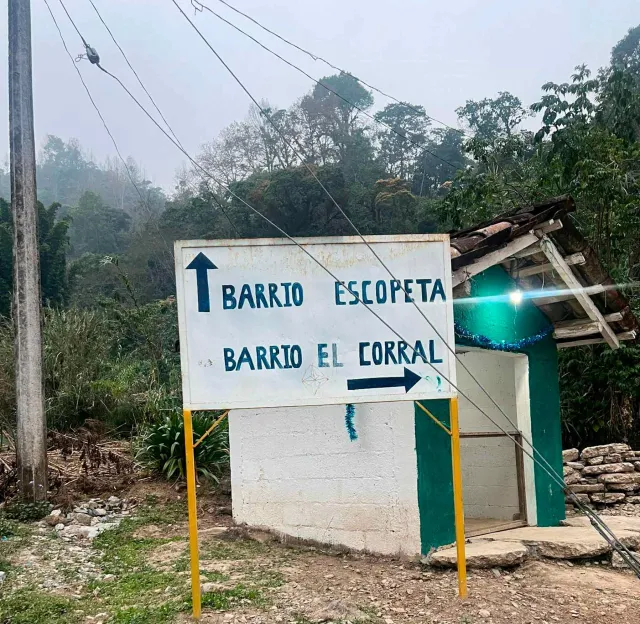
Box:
184;409;201;619
450;397;467;598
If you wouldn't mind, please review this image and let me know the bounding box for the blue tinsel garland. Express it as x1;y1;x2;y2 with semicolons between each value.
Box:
345;404;357;441
454;322;554;352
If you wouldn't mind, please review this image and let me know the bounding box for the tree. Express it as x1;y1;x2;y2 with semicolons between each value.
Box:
300;73;374;168
68;191;131;257
0;197;70;317
457;91;530;142
412;129;469;197
374;103;429;179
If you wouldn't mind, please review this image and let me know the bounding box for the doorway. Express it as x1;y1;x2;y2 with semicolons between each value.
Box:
456;349;536;536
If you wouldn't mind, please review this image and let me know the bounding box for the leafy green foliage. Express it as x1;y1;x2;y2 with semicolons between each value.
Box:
2;501;51;522
200;585;266;611
0;590;81;624
68;191;131;257
0;198;70;317
0;299;180;432
136;412;229;482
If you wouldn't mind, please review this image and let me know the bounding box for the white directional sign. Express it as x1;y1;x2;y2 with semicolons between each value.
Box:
175;235;456;410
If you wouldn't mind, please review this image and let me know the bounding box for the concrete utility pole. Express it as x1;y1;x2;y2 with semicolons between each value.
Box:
8;0;47;501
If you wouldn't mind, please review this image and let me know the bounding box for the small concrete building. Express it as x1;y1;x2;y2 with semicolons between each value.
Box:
229;196;638;556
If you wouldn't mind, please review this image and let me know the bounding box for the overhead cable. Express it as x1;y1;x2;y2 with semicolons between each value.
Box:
50;0;640;576
204;0;469;137
192;0;463;171
84;0;241;236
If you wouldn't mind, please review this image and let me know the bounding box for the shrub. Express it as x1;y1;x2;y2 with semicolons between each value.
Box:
135;412;229;483
0;301;181;433
3;500;51;522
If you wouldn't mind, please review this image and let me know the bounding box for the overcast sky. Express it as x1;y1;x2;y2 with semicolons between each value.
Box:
2;0;640;190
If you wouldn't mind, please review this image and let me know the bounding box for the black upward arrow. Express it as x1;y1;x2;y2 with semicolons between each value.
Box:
186;252;218;312
347;367;422;393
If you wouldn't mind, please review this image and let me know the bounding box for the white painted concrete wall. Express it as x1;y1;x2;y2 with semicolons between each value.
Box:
457;351;518;434
229;402;421;556
460;436;520;521
456;350;536;526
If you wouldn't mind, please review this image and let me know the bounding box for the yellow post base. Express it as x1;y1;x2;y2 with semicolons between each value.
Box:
450;397;468;598
184;409;201;619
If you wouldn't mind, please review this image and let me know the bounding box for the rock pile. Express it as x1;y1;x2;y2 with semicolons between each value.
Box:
563;444;640;508
41;495;133;540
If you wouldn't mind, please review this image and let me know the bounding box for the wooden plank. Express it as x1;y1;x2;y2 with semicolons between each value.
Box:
512;244;541;259
452;220;563;287
538;235;619;349
553;320;601;339
557;331;636;349
452;233;539;287
533;284;605;305
514;252;585;278
536;220;564;234
552;313;623;339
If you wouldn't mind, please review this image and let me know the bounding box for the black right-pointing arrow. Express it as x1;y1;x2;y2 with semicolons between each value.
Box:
347;367;422;393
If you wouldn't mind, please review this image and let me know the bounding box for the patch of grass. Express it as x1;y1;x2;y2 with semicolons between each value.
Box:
0;517;22;538
0;517;30;562
202;570;231;582
173;551;190;572
250;569;286;588
89;570;177;600
110;602;186;624
200;584;266;610
0;589;82;624
201;537;271;561
92;518;160;573
137;497;187;525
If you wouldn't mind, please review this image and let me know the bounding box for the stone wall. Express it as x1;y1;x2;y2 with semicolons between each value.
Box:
563;443;640;507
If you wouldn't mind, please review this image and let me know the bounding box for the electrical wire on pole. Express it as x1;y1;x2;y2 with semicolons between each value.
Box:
46;0;640;577
83;0;241;236
46;0;183;282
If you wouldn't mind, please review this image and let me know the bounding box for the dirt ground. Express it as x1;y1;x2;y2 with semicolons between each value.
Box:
1;478;640;624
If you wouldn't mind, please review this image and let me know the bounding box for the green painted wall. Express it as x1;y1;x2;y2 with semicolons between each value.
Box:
415;399;454;553
415;265;565;552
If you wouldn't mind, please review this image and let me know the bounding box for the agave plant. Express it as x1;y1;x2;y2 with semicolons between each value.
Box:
136;411;229;483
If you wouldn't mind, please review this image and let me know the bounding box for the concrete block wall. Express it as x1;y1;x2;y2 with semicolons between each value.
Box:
229;402;421;556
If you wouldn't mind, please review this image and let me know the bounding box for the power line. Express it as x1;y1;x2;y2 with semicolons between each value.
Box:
192;0;462;172
45;0;150;219
50;0;640;574
204;0;469;138
87;0;184;151
172;3;640;570
171;0;541;478
84;0;241;236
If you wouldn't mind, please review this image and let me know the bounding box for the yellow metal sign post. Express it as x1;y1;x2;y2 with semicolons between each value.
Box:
449;397;468;598
416;398;467;598
183;409;202;619
183;409;230;620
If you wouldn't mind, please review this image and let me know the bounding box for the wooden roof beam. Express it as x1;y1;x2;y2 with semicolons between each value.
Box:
508;252;585;278
532;284;605;305
557;331;636;349
452;220;563;287
538;234;619;349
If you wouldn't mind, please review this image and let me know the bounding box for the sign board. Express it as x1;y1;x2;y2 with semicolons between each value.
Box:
175;235;456;410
